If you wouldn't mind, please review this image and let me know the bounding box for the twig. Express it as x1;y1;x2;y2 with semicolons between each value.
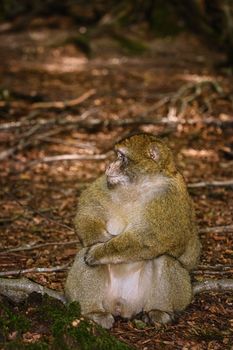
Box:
29;153;109;165
193;270;233;276
199;224;233;233
1;263;232;278
0;115;173;131
197;264;233;271
188;180;233;188
0;214;22;224
31;89;96;110
193;263;233;276
0;264;70;277
0;124;42;161
0;277;66;303
0;222;232;255
0;112;231;133
170;80;224;115
0;240;80;254
193;279;233;295
0;120;23;130
38;136;96;149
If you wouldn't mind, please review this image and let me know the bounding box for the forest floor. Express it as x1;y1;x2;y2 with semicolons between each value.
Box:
0;16;232;350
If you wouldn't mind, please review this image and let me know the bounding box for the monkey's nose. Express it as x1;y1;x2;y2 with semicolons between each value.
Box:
105;165;111;176
105;163;116;176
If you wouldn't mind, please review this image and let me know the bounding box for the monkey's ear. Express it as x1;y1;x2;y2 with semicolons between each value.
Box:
148;144;160;161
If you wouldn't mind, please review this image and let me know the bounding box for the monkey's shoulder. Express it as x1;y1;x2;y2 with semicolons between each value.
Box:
144;179;194;220
78;175;110;206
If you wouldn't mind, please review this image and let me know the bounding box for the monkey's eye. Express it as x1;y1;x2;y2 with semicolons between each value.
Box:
117;151;127;163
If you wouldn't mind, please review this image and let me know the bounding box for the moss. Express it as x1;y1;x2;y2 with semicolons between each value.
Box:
0;299;30;340
54;318;132;350
4;341;49;350
40;296;133;350
132;319;147;330
50;301;132;349
112;32;148;55
0;295;133;350
149;2;182;37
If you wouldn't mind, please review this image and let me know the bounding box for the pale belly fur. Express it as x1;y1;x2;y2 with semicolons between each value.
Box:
103;260;153;318
103;176;169;318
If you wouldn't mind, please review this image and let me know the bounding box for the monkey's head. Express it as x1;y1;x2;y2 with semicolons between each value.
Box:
105;133;177;188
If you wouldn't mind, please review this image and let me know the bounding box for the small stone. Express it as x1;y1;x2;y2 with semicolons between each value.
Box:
72;319;80;327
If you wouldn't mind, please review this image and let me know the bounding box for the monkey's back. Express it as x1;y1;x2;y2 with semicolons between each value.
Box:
145;173;200;270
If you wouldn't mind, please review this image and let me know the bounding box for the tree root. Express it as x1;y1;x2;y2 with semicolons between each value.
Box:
0;277;232;307
0;277;66;303
193;279;233;295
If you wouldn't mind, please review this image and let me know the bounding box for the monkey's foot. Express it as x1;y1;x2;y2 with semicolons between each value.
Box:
142;310;173;327
87;312;114;329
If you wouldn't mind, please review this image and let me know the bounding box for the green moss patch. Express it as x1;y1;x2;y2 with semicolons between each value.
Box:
0;294;133;350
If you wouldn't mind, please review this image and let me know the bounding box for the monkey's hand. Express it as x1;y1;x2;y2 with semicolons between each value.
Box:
84;231;146;266
75;215;111;247
84;229;186;266
84;243;107;266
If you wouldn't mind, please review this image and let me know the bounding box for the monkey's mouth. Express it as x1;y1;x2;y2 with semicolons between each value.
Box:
106;175;119;185
107;175;118;180
106;175;130;188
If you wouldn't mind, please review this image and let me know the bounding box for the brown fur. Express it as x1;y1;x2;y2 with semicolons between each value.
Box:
65;134;201;328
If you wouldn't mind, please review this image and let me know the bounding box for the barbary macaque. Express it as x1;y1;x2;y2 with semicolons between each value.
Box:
65;133;201;329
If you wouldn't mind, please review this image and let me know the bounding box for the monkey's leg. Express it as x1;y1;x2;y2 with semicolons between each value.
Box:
65;249;114;329
143;255;192;325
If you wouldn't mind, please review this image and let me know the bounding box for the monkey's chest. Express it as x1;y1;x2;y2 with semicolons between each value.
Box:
106;203;142;236
106;216;126;236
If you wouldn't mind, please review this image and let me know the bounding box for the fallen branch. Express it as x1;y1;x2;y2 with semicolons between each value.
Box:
193;269;233;276
1;224;232;255
29;153;109;165
193;264;233;276
30;89;96;110
197;264;233;271
0;124;42;161
0;277;66;303
0;88;95;111
0;112;231;134
1;263;231;278
0;240;80;255
38;136;96;149
0;276;232;306
0;263;70;277
199;224;233;233
193;279;233;295
0;115;174;131
188;180;233;188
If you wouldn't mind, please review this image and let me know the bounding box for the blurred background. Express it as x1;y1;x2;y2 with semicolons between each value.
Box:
0;0;233;63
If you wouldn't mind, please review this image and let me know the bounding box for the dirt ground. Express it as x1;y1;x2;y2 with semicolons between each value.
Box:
0;17;232;349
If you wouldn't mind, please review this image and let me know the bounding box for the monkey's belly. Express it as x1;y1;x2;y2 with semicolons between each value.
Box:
103;261;153;318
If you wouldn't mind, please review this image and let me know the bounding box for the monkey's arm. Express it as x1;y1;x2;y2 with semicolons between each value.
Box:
85;192;196;266
74;177;110;247
75;213;110;247
84;228;186;266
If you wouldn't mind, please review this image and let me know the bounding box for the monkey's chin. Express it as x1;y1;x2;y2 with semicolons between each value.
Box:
106;176;129;189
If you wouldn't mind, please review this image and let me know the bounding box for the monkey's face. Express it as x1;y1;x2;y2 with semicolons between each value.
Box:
106;149;132;188
105;134;176;188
